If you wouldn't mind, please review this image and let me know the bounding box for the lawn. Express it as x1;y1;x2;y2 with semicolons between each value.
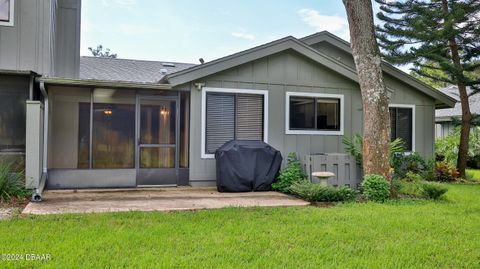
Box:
466;169;480;181
1;184;479;269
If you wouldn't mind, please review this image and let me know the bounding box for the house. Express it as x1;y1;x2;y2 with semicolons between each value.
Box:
435;86;480;138
0;0;456;200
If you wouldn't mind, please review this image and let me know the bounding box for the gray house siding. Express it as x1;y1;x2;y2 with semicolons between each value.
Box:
0;0;80;77
435;121;455;138
185;50;436;185
0;0;55;75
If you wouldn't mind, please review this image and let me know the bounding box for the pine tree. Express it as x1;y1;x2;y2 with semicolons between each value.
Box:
375;0;480;177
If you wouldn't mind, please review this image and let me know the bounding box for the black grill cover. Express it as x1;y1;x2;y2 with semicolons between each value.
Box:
215;140;283;192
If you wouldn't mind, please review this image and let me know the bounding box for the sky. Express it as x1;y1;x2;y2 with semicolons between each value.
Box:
81;0;355;64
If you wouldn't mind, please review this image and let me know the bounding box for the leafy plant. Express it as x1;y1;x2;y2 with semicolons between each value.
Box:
391;152;427;180
272;153;307;194
435;126;480;167
343;134;405;166
434;161;459;182
403;171;422;182
290;181;357;202
0;162;29;203
421;182;448;200
361;174;390;202
396;180;423;198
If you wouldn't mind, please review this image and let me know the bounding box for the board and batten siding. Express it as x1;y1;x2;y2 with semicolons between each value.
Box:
183;50;436;185
0;0;80;77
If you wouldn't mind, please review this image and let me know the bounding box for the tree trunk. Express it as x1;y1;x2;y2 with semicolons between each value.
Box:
343;0;391;179
441;0;471;178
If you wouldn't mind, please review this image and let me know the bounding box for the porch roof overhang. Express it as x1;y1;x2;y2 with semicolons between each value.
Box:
36;77;173;90
0;69;37;76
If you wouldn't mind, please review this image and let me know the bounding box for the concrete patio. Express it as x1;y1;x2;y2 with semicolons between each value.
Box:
22;187;310;215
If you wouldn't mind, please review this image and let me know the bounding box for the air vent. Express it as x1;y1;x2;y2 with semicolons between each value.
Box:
160;68;168;75
161;62;175;67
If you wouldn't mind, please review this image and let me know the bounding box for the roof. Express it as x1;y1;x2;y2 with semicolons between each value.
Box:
435;86;480;121
163;36;359;85
300;31;456;109
79;56;196;84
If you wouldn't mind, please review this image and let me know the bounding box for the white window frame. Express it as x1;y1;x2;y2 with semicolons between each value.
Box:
285;91;344;135
201;87;269;159
389;103;416;152
0;0;14;27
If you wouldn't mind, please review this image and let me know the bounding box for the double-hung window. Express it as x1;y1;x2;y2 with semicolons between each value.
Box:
202;88;268;158
389;105;415;151
286;92;344;135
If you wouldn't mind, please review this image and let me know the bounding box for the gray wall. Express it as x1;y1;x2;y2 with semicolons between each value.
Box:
184;49;436;184
0;0;81;77
54;0;81;78
0;0;55;74
435;121;455;138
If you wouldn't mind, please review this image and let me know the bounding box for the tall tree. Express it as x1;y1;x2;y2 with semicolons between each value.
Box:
88;45;118;59
343;0;391;179
376;0;480;177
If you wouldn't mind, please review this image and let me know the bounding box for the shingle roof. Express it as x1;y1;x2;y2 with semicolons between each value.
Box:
435;86;480;120
79;56;196;83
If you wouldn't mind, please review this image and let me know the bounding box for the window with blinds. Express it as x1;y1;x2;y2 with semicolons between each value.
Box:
205;92;264;154
390;107;413;151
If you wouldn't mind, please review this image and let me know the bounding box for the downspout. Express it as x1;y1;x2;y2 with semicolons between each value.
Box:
32;82;49;202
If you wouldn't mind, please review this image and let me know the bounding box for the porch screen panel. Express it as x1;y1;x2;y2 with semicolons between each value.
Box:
92;89;135;169
236;94;263;140
205;93;235;154
49;87;91;169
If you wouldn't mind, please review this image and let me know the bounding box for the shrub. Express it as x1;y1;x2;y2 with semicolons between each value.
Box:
290;181;357;202
272;153;307;194
391;152;427;180
0;162;29;203
361;174;390;202
342;134;405;166
396;180;423;197
403;171;422;182
434;161;459;182
421;182;448;200
435;126;480;166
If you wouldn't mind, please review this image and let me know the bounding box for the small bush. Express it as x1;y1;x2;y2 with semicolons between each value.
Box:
396;181;423;197
361;174;390;202
421;182;448;200
272;153;307;194
0;162;29;203
434;161;459;182
290;181;357;202
391;152;427;180
403;171;422;182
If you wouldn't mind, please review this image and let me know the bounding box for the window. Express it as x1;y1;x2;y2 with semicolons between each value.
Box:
286;92;344;135
201;88;268;158
389;105;415;151
0;0;14;27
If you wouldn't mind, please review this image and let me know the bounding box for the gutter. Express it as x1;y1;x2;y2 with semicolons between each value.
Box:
32;82;49;202
37;77;172;90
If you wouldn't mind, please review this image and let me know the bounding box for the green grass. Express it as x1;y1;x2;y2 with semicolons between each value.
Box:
466;169;480;181
1;185;480;268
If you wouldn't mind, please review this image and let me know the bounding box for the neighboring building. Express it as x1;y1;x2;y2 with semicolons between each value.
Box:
0;1;456;200
435;86;480;138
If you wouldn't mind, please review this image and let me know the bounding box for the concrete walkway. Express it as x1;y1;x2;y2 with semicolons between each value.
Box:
22;187;310;215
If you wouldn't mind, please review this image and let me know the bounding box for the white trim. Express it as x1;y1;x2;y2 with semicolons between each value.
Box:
0;0;14;27
285;91;344;135
389;103;416;152
201;87;269;159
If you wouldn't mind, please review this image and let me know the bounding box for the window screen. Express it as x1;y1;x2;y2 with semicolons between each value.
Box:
390;107;413;151
205;92;264;154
